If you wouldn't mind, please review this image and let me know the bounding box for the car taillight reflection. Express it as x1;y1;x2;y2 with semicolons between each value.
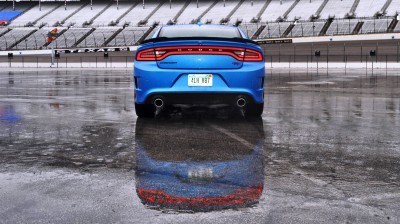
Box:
137;185;263;209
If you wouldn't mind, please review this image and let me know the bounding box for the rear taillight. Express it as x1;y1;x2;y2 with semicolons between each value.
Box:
135;46;263;62
135;48;156;61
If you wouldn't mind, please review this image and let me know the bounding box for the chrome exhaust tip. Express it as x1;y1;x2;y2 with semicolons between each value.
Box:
153;98;164;108
236;97;246;108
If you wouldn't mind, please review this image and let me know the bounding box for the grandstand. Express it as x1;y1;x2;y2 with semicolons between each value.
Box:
0;0;399;50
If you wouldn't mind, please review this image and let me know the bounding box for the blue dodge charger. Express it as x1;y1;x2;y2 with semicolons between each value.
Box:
134;24;265;117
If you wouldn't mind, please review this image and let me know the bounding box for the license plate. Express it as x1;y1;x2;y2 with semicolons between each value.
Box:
188;167;213;180
188;74;213;87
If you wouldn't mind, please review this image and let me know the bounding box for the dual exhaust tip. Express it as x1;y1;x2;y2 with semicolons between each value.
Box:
153;98;164;108
153;97;246;108
236;97;246;108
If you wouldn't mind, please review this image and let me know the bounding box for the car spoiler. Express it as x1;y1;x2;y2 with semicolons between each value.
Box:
140;37;260;45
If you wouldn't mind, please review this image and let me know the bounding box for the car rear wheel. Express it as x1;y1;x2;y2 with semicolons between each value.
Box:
246;103;264;117
135;103;155;118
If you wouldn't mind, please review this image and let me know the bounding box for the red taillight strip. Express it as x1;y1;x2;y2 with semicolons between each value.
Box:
135;46;263;62
137;185;263;207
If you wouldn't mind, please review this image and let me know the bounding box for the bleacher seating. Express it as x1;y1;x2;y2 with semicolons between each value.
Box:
258;22;292;39
325;19;359;35
354;0;384;18
359;19;392;34
107;27;150;46
0;27;9;36
63;2;109;27
0;0;399;50
177;0;214;24
148;0;186;25
288;21;325;37
239;23;262;38
77;27;121;48
202;0;240;23
386;0;400;16
261;0;295;22
394;20;400;32
11;3;60;26
0;27;36;50
13;27;66;50
92;2;132;26
0;2;34;12
319;0;355;19
231;0;265;23
47;28;92;49
35;3;82;27
287;0;324;21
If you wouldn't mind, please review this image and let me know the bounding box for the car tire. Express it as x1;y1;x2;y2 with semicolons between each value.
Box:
247;103;264;117
135;103;155;118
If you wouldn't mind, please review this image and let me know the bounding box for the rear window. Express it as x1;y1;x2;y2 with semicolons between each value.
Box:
157;25;242;38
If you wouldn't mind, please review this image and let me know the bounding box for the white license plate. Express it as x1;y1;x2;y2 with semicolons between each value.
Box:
188;74;213;87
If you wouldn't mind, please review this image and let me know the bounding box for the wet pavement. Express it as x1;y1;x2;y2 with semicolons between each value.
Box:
0;69;399;223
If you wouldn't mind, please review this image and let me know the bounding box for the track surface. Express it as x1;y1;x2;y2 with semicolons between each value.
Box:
0;69;399;223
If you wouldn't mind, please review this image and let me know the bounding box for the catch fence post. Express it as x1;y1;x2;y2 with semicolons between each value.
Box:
386;55;388;77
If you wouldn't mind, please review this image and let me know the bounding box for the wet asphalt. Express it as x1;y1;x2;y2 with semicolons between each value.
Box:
0;69;399;223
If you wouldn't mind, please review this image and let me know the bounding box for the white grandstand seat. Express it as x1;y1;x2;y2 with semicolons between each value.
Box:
288;21;325;37
359;19;391;34
355;0;385;18
107;27;150;46
92;2;132;26
47;28;92;49
14;27;66;50
319;0;354;19
230;0;265;23
261;0;295;22
202;0;240;24
287;0;324;21
394;21;400;32
177;0;213;24
325;19;359;35
1;2;34;12
0;27;9;36
77;27;121;48
0;27;37;50
63;3;109;27
258;22;291;38
35;3;81;27
119;0;159;26
384;0;400;16
147;0;186;25
11;3;61;26
239;23;262;38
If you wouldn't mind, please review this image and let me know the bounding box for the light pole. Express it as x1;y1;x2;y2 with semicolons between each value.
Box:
170;0;171;9
12;0;15;11
39;0;41;11
65;0;67;10
197;0;198;8
143;0;145;9
117;0;119;10
91;0;93;10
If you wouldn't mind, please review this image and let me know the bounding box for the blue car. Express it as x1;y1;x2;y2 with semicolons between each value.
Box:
134;24;265;117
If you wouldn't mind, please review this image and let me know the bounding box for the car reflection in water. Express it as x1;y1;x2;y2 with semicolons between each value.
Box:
135;116;265;212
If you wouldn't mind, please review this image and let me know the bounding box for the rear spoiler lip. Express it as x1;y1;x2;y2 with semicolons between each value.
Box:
140;37;260;46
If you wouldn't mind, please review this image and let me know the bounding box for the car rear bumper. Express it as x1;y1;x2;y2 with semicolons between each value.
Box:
133;62;265;104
